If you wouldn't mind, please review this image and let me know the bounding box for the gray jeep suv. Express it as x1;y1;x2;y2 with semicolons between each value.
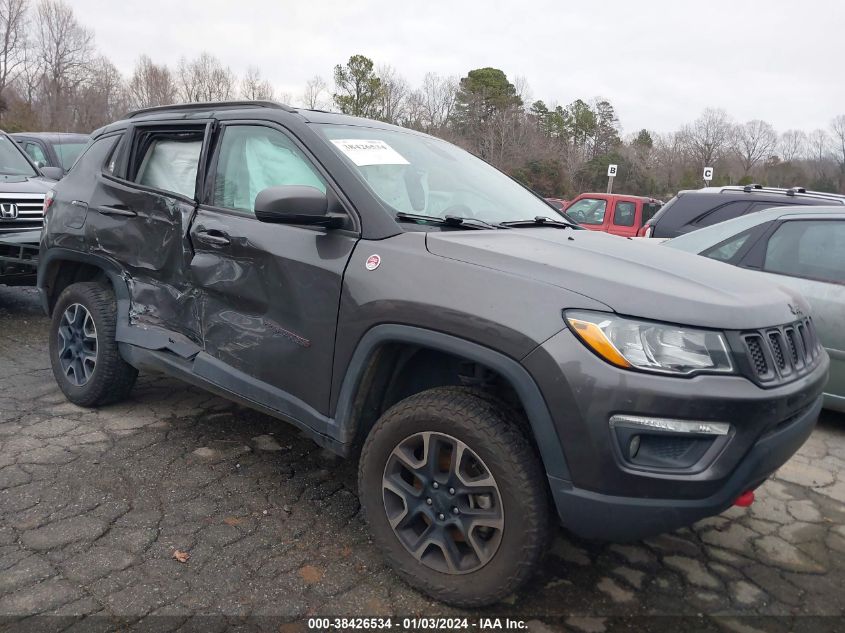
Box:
37;101;829;606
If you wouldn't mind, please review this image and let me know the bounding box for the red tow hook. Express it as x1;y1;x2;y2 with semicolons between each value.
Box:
734;490;755;507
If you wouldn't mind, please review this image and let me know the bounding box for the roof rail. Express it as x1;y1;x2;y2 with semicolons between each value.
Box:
125;100;296;119
785;186;807;196
721;184;845;202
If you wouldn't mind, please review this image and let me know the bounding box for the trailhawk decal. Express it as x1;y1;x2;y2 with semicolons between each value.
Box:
330;139;409;166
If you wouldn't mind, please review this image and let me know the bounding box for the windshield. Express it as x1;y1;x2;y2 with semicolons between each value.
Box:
0;135;37;176
54;141;88;170
315;124;561;224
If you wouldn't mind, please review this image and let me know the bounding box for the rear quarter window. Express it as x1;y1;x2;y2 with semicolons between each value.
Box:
69;134;122;178
694;201;751;227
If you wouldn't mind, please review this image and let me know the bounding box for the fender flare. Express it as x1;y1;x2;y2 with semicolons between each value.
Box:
332;324;571;481
37;248;200;358
37;248;130;313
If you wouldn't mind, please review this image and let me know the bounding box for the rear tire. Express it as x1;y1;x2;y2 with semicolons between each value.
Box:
49;281;137;407
358;386;550;607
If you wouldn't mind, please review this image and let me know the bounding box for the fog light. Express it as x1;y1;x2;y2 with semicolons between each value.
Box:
610;415;730;436
629;435;641;458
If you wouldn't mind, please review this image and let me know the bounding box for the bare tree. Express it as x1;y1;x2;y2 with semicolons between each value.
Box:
32;0;94;128
733;119;777;176
806;128;833;186
73;55;126;130
681;108;733;168
376;64;408;124
176;52;236;102
408;72;457;132
301;74;327;109
128;54;175;110
830;115;845;192
779;129;807;163
807;129;831;162
0;0;28;110
240;65;274;100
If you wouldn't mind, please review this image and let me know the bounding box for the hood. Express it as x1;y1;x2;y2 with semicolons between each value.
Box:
0;174;54;192
425;229;808;330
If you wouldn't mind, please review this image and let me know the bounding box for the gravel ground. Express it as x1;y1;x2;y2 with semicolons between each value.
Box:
1;285;844;633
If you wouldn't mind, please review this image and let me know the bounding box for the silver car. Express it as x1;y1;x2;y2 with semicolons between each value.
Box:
664;206;845;412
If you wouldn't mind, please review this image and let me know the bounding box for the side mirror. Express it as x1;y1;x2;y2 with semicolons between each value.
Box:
254;186;342;228
40;166;64;181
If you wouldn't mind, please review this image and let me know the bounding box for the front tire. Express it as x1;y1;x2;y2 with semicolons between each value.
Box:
49;281;138;407
358;387;550;607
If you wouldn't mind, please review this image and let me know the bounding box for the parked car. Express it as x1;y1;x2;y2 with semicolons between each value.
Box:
663;206;844;413
0;130;60;285
11;132;90;176
38;101;828;606
564;193;662;237
639;185;845;238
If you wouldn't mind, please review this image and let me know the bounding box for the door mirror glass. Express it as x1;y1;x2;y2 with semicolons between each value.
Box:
254;185;341;228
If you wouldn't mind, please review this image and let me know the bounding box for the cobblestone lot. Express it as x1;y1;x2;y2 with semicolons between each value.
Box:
1;285;844;632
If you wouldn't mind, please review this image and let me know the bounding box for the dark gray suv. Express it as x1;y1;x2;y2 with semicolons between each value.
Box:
37;101;829;606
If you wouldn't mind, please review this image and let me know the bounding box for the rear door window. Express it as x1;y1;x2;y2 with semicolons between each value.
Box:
764;220;845;284
613;201;636;227
128;127;205;199
566;198;607;225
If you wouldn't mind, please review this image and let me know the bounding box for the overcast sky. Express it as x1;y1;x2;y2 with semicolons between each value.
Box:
72;0;844;135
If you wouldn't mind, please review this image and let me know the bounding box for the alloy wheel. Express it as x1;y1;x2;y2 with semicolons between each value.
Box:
57;303;98;386
382;431;504;574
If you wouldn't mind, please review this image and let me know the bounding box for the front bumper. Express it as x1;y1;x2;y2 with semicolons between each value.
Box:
547;394;821;541
523;327;829;541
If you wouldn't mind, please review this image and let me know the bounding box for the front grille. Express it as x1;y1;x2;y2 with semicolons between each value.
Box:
742;317;821;384
0;194;45;233
746;336;769;375
768;332;786;371
785;328;800;368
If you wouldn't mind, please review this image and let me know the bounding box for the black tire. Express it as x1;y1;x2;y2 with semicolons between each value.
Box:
358;386;550;607
49;281;138;407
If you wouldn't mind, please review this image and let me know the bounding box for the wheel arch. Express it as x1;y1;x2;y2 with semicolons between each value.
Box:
333;324;571;481
38;248;129;315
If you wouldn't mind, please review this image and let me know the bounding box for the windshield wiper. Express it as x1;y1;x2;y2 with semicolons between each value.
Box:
395;211;500;230
498;216;576;229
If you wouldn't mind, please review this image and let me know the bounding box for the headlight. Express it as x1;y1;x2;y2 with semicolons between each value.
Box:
565;311;734;375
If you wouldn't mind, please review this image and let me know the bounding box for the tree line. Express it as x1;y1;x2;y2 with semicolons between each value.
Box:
2;0;844;198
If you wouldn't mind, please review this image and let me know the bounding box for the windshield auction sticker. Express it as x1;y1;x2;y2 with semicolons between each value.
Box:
331;139;410;166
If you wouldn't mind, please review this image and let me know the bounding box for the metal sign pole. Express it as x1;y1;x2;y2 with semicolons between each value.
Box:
607;176;614;194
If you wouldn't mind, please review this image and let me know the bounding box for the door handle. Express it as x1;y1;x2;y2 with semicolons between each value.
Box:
195;229;231;246
96;204;136;217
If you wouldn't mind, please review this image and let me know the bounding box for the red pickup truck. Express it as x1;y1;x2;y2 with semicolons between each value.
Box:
564;193;662;237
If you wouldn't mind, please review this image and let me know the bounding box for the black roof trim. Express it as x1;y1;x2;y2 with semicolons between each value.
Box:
125;100;296;119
